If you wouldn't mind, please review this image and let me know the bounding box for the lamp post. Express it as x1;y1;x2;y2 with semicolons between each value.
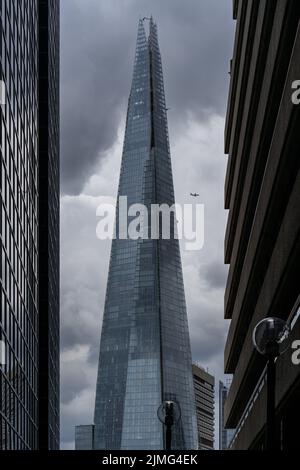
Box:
157;401;181;450
252;317;290;450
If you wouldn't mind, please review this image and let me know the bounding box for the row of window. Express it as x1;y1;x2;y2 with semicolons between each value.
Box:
1;0;39;451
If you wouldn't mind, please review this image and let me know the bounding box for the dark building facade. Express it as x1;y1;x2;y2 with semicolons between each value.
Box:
76;18;197;450
0;0;59;449
38;0;60;451
224;0;300;449
192;364;214;450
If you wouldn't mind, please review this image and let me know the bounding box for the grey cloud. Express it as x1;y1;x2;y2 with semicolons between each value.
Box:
60;286;101;352
191;324;226;365
201;260;228;289
61;363;91;405
61;0;234;194
60;196;110;359
187;295;228;376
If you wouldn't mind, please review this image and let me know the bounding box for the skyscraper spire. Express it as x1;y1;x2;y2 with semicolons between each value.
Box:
136;18;147;49
75;18;197;451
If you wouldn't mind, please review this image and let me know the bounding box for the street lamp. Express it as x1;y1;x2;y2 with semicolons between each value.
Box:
252;317;290;450
157;401;181;450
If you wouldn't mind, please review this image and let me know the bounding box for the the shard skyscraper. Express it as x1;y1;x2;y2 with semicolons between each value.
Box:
75;18;197;450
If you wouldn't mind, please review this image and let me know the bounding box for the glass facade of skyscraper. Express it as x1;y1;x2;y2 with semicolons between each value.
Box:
86;18;197;450
1;0;39;450
0;0;59;450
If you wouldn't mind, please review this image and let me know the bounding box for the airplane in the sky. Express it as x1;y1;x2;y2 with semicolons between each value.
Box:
190;192;200;197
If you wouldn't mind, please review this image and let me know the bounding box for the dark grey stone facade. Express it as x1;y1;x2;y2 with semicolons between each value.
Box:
224;0;300;450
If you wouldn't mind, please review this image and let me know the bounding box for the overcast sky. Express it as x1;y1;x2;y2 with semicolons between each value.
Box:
60;0;235;450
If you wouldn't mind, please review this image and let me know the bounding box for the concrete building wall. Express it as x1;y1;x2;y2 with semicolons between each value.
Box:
224;0;300;449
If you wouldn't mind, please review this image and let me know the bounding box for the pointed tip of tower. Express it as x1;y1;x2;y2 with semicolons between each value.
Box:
137;17;147;38
135;17;147;56
149;15;158;45
137;15;158;44
150;15;155;27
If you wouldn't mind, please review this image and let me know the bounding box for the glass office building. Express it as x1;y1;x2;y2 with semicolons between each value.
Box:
0;0;59;449
76;18;197;450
